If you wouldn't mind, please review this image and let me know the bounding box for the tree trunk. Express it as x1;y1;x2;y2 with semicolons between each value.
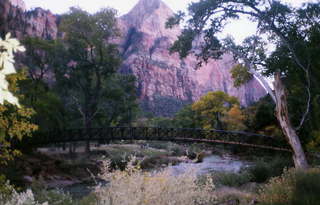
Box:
84;116;92;153
274;73;309;169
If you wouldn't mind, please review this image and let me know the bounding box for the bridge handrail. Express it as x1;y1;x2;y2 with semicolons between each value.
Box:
35;126;276;139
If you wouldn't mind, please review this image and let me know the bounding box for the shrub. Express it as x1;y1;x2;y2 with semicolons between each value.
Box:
212;171;252;187
0;188;44;205
248;161;270;183
94;158;217;205
32;188;73;205
0;178;73;205
259;168;320;205
0;176;15;202
248;157;292;183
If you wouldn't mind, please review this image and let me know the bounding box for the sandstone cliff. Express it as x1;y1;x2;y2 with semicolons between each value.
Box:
118;0;266;115
1;0;266;116
0;0;58;39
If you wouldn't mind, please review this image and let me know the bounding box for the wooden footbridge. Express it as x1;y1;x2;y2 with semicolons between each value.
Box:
19;127;292;152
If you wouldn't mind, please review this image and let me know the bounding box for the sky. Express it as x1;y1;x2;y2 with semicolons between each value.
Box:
23;0;312;15
23;0;316;43
24;0;195;15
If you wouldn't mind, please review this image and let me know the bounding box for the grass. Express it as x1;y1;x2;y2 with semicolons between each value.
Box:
258;168;320;205
94;158;217;205
211;171;253;187
247;156;292;183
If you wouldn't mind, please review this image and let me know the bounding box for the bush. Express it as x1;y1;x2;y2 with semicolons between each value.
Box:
212;171;252;187
0;178;74;205
259;168;320;205
32;188;73;205
0;176;15;203
94;158;217;205
248;161;270;183
248;157;292;183
0;189;44;205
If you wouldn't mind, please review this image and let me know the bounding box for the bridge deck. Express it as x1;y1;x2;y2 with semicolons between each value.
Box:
16;127;291;152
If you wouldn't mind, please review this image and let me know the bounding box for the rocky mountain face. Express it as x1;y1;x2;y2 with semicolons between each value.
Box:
1;0;266;116
0;0;58;39
118;0;266;115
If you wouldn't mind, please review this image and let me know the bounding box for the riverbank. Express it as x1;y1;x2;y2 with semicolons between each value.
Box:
0;140;300;205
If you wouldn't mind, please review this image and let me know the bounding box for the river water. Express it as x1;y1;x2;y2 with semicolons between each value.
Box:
167;155;249;176
64;154;249;198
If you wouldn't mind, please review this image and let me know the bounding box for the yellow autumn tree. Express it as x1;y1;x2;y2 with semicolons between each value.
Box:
192;91;239;130
0;33;37;165
222;105;247;131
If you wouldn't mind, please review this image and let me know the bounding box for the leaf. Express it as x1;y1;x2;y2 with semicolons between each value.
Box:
5;33;11;40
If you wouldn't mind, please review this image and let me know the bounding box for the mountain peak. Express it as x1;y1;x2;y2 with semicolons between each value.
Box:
121;0;174;33
131;0;163;14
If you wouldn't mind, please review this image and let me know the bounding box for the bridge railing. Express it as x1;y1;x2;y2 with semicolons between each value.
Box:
14;126;291;152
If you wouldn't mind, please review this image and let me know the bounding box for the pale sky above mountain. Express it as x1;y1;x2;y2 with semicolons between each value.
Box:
23;0;316;43
24;0;312;15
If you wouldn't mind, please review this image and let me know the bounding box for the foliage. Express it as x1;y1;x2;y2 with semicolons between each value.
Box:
248;157;292;183
263;4;320;150
147;117;173;128
146;95;190;117
0;181;74;205
191;91;240;130
173;105;200;128
0;102;37;164
222;105;247;131
0;34;37;165
167;0;320;167
0;189;45;205
258;168;320;205
170;91;246;130
93;74;139;127
20;37;67;131
32;188;73;205
243;96;286;146
211;171;252;187
95;158;217;205
22;37;56;83
230;64;253;88
18;78;66;131
0;175;15;202
53;8;138;131
0;33;25;106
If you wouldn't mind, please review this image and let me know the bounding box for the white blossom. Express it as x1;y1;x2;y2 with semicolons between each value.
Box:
0;33;25;107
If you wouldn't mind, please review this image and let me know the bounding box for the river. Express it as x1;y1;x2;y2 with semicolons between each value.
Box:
64;154;249;198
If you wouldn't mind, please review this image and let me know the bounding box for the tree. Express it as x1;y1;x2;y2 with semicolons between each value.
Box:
0;34;37;164
94;74;139;127
191;91;239;130
167;0;318;169
222;105;247;131
173;105;200;128
20;37;67;131
54;8;136;151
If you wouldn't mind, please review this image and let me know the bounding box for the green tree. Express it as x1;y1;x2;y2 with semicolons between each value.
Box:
167;0;318;169
173;105;200;128
20;37;67;131
55;8;137;151
191;91;239;130
94;74;139;127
